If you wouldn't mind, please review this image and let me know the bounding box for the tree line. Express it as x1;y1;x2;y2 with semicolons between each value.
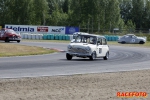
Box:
0;0;150;33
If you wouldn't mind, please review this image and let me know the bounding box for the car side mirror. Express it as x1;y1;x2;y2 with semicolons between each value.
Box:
71;39;75;43
97;41;101;45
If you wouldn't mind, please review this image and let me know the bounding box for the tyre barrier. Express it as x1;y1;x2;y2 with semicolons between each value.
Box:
104;35;119;41
21;33;119;41
21;33;43;40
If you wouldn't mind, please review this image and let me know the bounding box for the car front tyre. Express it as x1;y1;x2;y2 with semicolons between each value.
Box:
17;40;20;43
5;37;9;42
66;53;72;60
103;52;109;60
139;41;145;44
89;51;96;60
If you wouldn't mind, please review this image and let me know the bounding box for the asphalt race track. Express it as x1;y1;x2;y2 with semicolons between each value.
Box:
0;41;150;78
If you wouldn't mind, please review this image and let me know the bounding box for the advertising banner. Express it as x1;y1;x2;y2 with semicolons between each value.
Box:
49;26;66;34
5;24;37;33
65;27;79;34
37;26;49;32
5;25;79;34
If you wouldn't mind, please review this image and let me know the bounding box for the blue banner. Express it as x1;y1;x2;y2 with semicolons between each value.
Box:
65;27;79;34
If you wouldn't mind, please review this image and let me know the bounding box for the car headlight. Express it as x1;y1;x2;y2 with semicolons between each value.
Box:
68;45;72;49
85;46;91;51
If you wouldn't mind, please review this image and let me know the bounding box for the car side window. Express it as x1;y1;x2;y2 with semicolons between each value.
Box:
102;38;107;45
97;38;102;45
132;36;136;38
124;36;129;38
0;30;5;37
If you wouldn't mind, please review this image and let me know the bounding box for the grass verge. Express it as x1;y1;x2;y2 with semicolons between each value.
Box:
23;39;150;48
0;43;58;57
0;40;149;57
108;41;150;47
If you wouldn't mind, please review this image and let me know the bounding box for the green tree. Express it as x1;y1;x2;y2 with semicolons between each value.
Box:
142;0;150;29
32;0;49;25
119;0;132;24
0;0;9;25
131;0;144;29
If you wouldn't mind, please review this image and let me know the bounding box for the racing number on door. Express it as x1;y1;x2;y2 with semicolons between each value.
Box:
131;39;135;43
99;48;102;54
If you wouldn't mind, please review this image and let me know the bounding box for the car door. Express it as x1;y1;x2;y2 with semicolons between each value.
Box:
101;38;108;56
130;35;138;43
96;38;107;57
125;35;132;43
0;29;5;40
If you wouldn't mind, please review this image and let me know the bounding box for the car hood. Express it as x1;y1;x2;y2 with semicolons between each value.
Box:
137;37;146;40
70;43;96;48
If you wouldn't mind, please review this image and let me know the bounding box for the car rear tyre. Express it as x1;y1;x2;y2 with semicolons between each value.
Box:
66;53;72;60
103;52;109;60
17;40;20;43
89;51;96;60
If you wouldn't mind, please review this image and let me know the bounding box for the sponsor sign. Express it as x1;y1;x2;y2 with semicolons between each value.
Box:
65;27;79;34
117;92;148;98
5;25;36;33
5;25;67;34
49;26;66;34
37;27;48;32
0;26;2;29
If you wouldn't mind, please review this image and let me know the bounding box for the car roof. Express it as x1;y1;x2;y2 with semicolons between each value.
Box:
73;32;89;35
1;28;13;31
73;32;106;39
79;33;105;38
126;34;135;36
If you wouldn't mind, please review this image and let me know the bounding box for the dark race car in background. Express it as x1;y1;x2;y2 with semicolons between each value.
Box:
0;28;21;43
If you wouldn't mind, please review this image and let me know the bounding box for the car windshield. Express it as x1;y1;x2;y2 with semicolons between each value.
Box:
75;35;97;44
73;33;78;39
6;29;17;34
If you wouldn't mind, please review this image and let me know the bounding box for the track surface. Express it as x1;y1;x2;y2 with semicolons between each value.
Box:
0;41;150;78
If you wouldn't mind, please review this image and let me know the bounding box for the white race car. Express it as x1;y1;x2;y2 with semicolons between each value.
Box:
118;34;146;44
66;33;109;60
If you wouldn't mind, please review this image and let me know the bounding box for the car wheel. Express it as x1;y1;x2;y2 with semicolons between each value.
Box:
89;51;96;60
139;41;144;44
66;53;72;60
5;37;9;42
103;52;109;60
121;41;126;44
17;40;20;43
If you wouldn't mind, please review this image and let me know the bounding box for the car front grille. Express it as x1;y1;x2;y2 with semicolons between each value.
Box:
69;47;88;54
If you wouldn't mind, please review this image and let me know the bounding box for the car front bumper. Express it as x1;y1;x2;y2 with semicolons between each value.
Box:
67;52;91;57
8;37;21;41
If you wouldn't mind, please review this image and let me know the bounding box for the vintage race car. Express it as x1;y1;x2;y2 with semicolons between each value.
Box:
118;34;146;44
66;33;109;60
0;28;21;43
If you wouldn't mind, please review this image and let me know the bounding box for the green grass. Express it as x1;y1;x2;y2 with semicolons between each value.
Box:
23;39;150;48
107;41;150;47
0;43;58;57
0;39;149;57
